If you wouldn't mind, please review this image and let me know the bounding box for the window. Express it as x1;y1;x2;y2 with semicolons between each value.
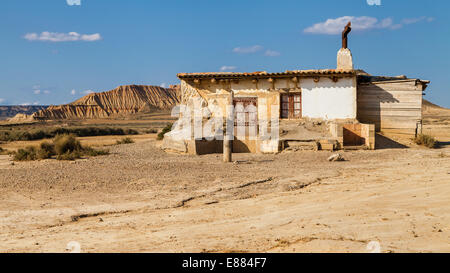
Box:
280;93;301;119
233;97;257;126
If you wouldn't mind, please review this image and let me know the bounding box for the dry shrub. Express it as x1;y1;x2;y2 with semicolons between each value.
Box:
54;134;82;155
12;134;109;161
157;123;173;140
116;137;134;145
37;141;56;159
0;127;139;142
414;134;437;148
57;150;82;161
13;146;38;161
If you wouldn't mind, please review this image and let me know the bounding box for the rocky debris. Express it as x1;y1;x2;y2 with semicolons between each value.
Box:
328;153;345;162
279;119;331;141
32;85;181;120
319;140;339;151
284;141;319;152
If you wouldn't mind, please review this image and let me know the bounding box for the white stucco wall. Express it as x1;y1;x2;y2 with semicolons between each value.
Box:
181;76;357;121
301;77;357;120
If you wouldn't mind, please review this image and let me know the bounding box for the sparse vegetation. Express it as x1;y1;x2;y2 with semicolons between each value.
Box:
83;147;110;157
145;129;158;134
12;134;109;161
37;141;56;159
414;134;437;148
157;123;173;140
13;146;38;161
54;134;82;155
116;137;135;145
0;127;139;142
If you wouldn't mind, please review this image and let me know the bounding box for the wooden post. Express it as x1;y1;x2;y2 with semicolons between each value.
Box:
223;91;234;163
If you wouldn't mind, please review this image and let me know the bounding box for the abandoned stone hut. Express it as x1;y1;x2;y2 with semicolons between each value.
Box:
163;23;429;155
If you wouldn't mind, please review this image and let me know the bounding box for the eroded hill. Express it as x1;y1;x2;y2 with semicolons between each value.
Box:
0;106;48;120
32;85;180;120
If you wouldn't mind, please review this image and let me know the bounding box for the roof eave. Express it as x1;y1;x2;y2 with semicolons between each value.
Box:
177;70;356;80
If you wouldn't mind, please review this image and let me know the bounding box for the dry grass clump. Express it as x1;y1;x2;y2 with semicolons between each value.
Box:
414;134;437;148
82;147;110;157
12;134;109;161
116;137;134;145
157;123;173;140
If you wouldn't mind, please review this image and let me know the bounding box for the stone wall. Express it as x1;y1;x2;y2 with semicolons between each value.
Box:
165;75;358;154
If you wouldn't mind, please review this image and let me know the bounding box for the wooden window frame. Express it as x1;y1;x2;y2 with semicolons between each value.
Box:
280;93;302;119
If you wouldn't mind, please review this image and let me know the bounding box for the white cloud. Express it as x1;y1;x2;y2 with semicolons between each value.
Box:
160;83;167;88
82;90;94;95
0;98;4;104
264;50;281;57
20;101;40;106
67;0;81;6
32;85;50;95
220;66;237;72
304;16;380;35
402;16;434;25
32;85;41;94
81;33;102;41
71;89;76;95
304;15;434;35
233;45;263;54
24;32;101;42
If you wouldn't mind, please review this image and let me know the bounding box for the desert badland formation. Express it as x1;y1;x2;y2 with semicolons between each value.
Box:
5;85;180;122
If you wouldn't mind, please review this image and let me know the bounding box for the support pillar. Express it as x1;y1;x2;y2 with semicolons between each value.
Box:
223;91;234;163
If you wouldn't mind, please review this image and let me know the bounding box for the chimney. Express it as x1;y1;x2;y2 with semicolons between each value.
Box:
337;22;354;70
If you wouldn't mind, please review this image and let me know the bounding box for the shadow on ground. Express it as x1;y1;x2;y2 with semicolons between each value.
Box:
375;134;408;149
436;141;450;149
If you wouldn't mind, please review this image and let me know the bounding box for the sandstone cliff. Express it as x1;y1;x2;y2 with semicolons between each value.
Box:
33;85;180;120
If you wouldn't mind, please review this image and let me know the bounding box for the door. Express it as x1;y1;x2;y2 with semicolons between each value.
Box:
281;93;301;119
233;97;258;153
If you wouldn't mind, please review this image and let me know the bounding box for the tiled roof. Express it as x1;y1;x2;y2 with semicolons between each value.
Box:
177;69;355;79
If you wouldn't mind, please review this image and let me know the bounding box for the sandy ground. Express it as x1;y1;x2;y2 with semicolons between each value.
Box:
0;121;449;253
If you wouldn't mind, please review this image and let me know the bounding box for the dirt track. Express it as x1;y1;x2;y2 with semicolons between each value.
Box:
1;132;449;253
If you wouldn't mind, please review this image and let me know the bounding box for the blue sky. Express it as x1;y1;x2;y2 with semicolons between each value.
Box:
0;0;449;107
